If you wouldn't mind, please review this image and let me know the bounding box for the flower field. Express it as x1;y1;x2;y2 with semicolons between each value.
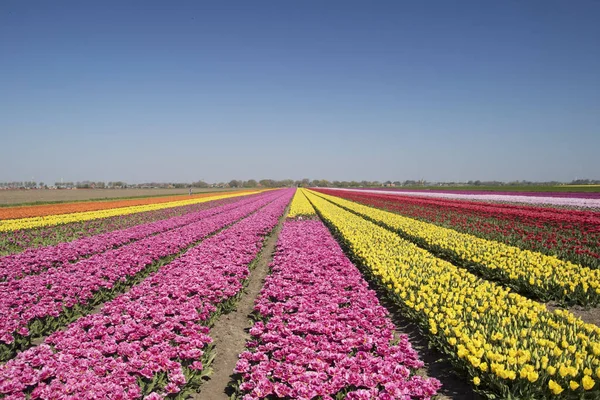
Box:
0;186;598;399
315;188;600;270
311;190;600;305
0;190;264;232
341;188;600;208
0;190;259;220
0;194;255;256
0;190;292;399
303;188;600;398
233;210;440;398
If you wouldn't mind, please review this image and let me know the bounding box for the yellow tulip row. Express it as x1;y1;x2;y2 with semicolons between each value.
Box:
304;189;600;398
287;188;315;218
311;191;600;305
0;190;264;232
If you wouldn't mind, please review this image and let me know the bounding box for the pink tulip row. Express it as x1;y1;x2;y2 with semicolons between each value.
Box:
0;189;294;399
0;193;265;282
234;219;441;400
0;191;283;359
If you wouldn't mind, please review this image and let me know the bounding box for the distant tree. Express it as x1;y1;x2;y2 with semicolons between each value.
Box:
310;179;331;187
244;179;257;188
76;181;94;189
192;180;209;188
229;180;242;188
259;179;275;188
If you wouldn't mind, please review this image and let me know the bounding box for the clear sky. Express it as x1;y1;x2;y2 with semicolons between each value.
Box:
1;0;599;184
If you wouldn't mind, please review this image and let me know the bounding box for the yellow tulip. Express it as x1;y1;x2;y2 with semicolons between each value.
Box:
549;380;564;395
583;375;595;390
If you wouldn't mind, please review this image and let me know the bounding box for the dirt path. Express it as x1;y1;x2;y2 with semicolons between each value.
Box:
194;209;288;400
547;303;600;327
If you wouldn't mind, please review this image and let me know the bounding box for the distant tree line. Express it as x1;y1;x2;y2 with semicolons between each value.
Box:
0;181;39;189
2;178;599;190
570;179;600;185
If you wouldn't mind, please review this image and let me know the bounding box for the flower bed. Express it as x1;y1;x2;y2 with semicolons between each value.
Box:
286;188;316;219
0;191;283;360
0;193;260;256
315;188;600;269
0;190;262;232
312;190;600;305
233;219;440;399
305;190;600;399
0;189;293;399
0;192;269;281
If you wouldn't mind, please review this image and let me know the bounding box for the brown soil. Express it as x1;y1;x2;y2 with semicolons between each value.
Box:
546;303;600;327
0;188;238;206
193;210;288;399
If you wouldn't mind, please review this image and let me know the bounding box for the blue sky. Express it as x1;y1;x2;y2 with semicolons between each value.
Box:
1;0;598;184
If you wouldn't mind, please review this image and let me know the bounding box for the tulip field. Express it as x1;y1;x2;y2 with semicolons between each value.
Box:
0;187;599;399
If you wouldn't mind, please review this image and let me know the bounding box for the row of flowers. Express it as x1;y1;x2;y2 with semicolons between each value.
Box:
233;218;440;399
0;189;293;399
304;190;600;399
0;190;257;220
0;190;262;232
312;190;600;306
0;191;283;361
358;187;600;200
315;189;600;269
335;188;600;208
0;192;267;282
286;189;316;218
0;195;250;256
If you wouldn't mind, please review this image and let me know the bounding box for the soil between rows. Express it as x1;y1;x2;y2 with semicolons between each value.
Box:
193;204;290;399
546;303;600;327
